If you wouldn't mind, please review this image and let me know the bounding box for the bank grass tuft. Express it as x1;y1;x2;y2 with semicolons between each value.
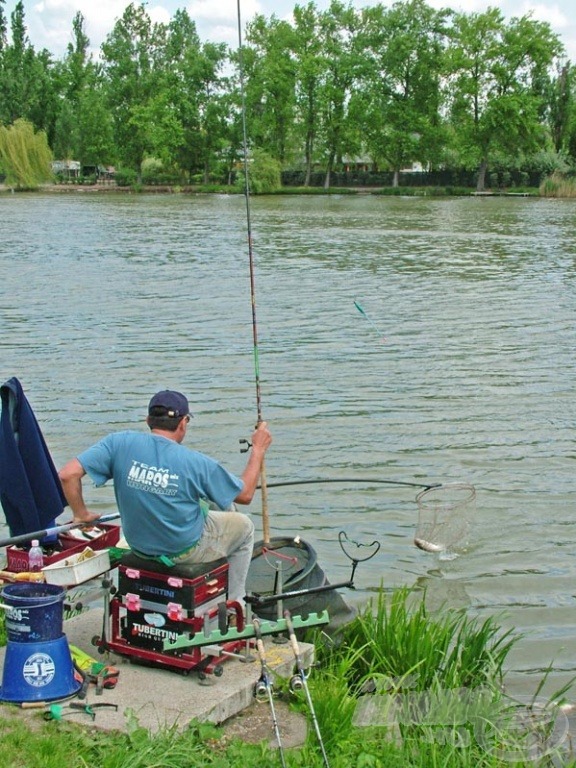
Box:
317;586;515;693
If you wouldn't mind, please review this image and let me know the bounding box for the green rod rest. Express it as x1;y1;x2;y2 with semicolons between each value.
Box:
163;611;330;652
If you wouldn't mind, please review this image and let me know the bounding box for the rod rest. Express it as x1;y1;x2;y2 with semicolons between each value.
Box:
118;550;227;579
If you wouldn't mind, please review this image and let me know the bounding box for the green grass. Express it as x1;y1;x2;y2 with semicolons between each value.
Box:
0;586;574;767
318;586;516;692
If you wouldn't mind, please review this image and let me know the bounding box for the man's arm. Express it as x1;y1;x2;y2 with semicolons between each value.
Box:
58;459;101;523
235;421;272;504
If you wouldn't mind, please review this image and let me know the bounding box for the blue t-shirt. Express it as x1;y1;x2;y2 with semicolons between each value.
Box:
78;431;243;556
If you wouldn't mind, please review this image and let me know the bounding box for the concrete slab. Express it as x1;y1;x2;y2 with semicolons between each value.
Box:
0;608;314;735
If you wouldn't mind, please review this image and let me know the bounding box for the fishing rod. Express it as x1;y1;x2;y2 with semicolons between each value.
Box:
285;609;331;768
0;513;120;549
236;0;271;544
253;617;287;768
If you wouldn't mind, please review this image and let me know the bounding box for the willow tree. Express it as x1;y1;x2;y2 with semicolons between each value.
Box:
0;118;52;188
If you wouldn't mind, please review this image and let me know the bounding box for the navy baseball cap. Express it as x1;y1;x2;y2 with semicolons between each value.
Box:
148;390;190;418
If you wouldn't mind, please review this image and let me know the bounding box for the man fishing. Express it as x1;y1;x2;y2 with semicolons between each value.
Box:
58;389;272;607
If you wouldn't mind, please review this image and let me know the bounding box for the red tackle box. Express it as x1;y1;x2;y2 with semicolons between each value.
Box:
5;523;121;573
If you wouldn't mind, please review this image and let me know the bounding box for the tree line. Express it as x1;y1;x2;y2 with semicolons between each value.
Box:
0;0;575;191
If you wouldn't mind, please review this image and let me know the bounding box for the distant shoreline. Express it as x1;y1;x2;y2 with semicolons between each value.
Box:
0;183;542;197
0;183;196;194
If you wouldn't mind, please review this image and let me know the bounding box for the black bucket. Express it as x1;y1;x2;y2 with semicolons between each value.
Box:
1;583;65;643
247;537;356;630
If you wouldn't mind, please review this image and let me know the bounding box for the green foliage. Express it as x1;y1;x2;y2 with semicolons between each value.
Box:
140;156;164;183
446;7;564;190
0;118;52;188
1;0;575;192
0;1;56;134
354;0;450;177
114;167;138;187
76;84;116;168
243;14;298;164
140;157;186;186
52;101;78;160
237;149;282;194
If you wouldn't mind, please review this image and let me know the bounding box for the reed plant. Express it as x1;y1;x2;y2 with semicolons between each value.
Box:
539;172;576;197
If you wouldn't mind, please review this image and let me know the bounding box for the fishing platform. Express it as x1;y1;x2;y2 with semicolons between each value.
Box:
0;604;317;734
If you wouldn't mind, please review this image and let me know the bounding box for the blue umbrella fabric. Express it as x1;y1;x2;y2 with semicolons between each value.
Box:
0;377;64;538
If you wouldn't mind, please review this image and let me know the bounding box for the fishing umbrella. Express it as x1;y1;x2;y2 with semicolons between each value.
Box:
0;376;65;538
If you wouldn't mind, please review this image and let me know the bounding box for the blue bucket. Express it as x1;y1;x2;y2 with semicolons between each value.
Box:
0;635;82;703
1;583;65;643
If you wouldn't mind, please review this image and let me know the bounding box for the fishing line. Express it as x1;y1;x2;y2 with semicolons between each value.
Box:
236;0;271;543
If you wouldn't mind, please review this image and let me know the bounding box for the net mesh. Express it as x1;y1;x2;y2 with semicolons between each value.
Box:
415;483;476;558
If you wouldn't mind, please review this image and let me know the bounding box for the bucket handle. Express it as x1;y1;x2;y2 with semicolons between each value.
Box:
0;603;11;610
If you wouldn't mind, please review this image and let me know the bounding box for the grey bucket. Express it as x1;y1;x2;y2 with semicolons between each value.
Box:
247;537;355;630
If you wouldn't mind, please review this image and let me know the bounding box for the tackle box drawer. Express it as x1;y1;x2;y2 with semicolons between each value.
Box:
117;562;228;611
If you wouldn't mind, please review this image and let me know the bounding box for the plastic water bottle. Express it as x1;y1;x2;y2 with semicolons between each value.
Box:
28;540;44;572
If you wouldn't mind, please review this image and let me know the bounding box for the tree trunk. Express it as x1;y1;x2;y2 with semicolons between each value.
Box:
304;134;312;187
476;158;488;192
324;151;334;190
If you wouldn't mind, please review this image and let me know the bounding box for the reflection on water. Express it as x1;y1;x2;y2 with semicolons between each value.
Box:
1;192;575;695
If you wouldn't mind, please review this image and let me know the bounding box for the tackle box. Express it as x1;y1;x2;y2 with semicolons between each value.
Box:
6;523;120;573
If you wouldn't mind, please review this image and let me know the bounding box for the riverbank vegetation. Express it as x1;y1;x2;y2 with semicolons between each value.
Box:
1;1;576;194
0;586;573;766
539;172;576;197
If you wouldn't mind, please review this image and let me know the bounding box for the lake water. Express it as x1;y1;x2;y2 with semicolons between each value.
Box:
1;191;575;698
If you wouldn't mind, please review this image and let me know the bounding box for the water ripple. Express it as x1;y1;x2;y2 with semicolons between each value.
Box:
1;192;575;694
